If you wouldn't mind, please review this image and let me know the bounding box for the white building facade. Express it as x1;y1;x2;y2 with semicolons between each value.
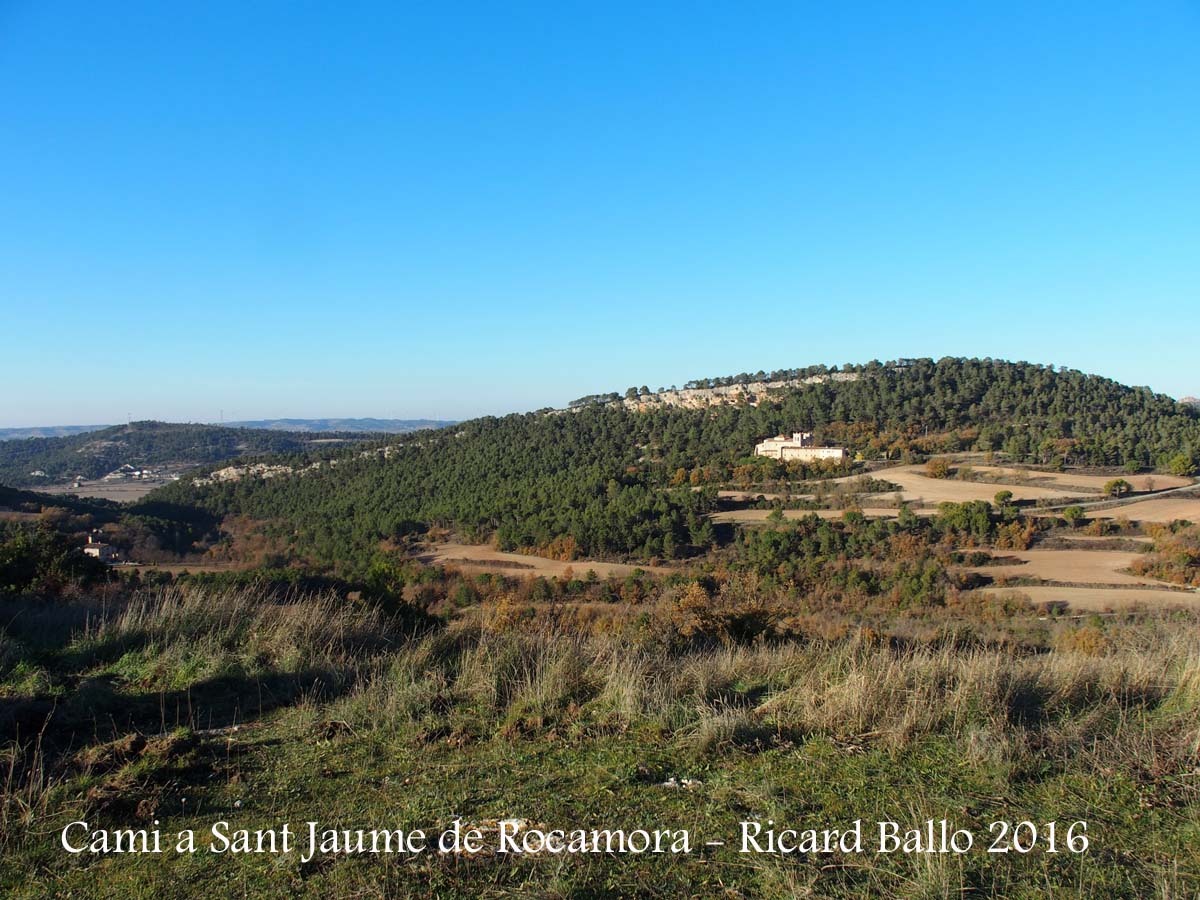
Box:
754;432;847;462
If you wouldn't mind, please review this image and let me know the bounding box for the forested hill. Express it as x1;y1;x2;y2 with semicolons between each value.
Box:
144;358;1200;570
0;424;109;441
0;421;380;487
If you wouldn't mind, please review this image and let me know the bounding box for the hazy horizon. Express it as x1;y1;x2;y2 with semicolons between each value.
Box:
2;356;1196;431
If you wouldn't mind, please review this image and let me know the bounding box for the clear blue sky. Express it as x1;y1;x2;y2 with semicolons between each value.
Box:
2;2;1198;427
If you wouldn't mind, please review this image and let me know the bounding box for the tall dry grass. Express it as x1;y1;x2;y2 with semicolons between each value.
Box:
63;583;396;686
330;618;1200;770
0;584;401;849
4;582;1198;855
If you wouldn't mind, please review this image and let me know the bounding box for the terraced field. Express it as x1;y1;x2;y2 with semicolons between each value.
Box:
963;547;1198;611
963;549;1169;587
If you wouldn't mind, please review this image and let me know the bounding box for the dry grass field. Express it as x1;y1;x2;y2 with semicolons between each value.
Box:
2;584;1198;896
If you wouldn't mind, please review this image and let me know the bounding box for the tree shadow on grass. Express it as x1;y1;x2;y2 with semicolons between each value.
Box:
1;664;361;754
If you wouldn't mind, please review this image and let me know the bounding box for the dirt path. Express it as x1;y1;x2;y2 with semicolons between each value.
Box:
1049;534;1151;544
710;508;925;524
418;543;668;578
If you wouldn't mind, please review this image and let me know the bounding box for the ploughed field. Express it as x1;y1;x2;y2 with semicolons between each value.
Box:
837;464;1083;504
39;478;174;503
427;533;1200;613
963;549;1170;587
981;584;1195;610
960;548;1198;611
1085;495;1200;523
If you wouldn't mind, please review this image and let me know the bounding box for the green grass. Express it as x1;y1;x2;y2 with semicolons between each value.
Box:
0;586;1197;897
9;712;1195;898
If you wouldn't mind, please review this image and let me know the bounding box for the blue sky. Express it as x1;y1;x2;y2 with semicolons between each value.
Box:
2;2;1198;426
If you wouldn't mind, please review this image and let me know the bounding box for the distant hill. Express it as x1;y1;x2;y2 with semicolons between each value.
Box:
0;418;452;441
0;421;381;487
0;425;109;441
1183;397;1200;408
225;418;452;433
151;358;1200;570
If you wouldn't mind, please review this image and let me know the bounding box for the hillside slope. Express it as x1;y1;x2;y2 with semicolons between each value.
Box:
0;424;109;441
0;421;379;487
146;359;1200;570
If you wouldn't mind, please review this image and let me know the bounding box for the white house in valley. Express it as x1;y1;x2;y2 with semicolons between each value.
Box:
82;532;119;563
754;431;847;462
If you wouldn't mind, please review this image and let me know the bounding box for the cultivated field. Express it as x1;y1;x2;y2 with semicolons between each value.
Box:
1084;495;1200;524
956;466;1191;493
39;478;173;503
963;549;1171;588
710;462;1199;615
833;464;1082;505
977;584;1198;611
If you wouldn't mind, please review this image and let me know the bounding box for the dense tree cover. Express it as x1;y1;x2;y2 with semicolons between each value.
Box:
731;501;1032;607
1131;522;1200;587
574;359;1199;468
147;359;1199;569
683;363;844;389
0;484;122;520
0;421;380;486
568;392;622;408
148;409;725;567
0;522;110;594
0;484;219;561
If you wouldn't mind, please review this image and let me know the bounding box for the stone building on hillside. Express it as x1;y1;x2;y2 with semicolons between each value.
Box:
82;532;118;563
754;432;847;463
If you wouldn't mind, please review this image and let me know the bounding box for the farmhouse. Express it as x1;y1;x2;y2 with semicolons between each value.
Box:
82;533;118;563
754;432;847;463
